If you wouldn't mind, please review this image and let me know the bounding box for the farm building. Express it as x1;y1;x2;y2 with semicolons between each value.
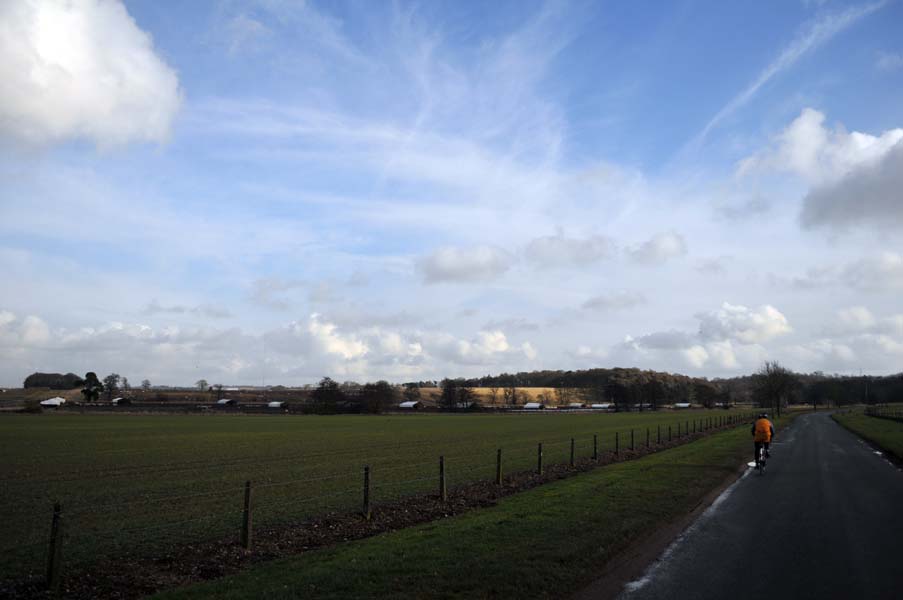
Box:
567;402;585;409
591;403;613;410
398;401;422;409
267;401;285;408
673;402;691;409
216;398;235;406
111;398;131;405
523;402;545;410
39;397;66;407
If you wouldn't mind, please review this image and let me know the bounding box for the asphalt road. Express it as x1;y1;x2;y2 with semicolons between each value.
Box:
618;412;903;600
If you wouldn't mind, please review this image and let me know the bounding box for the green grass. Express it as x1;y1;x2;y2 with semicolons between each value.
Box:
833;411;903;461
154;423;757;600
0;410;750;581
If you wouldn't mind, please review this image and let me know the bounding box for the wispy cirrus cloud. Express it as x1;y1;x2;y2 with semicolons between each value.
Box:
691;2;886;145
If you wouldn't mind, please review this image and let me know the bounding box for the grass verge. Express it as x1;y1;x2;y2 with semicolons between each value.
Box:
155;424;761;600
832;411;903;462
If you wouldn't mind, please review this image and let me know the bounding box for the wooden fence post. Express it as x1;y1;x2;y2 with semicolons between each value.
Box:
615;432;620;455
363;466;371;520
537;443;544;474
46;501;63;593
240;480;252;550
439;456;447;501
630;429;634;451
646;428;650;448
593;434;598;460
657;425;661;445
496;448;503;485
669;424;672;442
685;421;689;437
570;438;575;467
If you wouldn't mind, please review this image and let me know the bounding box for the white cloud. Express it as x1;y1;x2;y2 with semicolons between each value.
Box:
698;302;791;344
523;232;614;268
627;232;688;265
738;108;903;185
418;245;513;283
800;141;903;230
307;314;368;360
0;0;182;147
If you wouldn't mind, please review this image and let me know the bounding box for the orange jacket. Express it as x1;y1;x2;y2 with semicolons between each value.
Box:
752;418;773;442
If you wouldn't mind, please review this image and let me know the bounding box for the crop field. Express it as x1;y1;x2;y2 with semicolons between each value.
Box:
0;409;750;583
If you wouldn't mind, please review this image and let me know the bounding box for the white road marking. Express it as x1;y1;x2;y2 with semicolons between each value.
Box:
619;469;751;596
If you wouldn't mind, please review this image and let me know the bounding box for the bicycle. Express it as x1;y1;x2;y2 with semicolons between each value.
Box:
755;444;767;475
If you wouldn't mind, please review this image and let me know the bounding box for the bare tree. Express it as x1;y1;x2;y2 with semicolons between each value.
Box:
488;385;500;405
503;385;518;406
196;379;209;391
752;361;799;417
141;379;151;391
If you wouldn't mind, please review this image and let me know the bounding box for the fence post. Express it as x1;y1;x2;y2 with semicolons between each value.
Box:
240;480;252;550
685;421;689;437
496;448;503;485
657;425;661;445
362;465;371;520
615;432;620;455
669;425;672;442
593;434;598;460
46;501;62;593
537;443;544;474
439;456;447;502
630;429;635;451
570;438;575;467
646;428;650;448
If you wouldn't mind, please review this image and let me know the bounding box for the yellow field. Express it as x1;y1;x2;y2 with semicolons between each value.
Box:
418;387;563;406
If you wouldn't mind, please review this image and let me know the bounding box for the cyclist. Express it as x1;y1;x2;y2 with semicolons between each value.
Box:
751;412;774;468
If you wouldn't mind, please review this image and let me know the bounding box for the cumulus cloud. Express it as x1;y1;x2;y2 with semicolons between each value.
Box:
697;302;791;344
614;301;790;372
627;232;688;265
738;108;903;230
738;108;903;185
801;142;903;230
523;232;614;268
582;291;646;312
0;0;182;147
418;246;513;283
250;278;305;310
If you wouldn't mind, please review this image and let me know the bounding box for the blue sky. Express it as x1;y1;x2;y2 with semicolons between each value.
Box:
1;0;902;386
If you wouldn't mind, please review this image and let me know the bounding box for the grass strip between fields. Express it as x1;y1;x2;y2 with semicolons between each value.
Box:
154;423;764;600
832;411;903;463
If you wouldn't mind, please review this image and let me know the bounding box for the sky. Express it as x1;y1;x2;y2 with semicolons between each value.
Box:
1;0;902;387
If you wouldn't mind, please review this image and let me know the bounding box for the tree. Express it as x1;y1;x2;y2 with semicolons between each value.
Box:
121;377;131;392
212;384;224;401
488;385;500;405
402;383;421;404
141;379;151;391
440;378;459;411
311;377;344;414
693;380;719;409
361;380;396;414
752;361;800;417
503;385;518;406
81;372;103;403
196;379;209;391
102;373;121;401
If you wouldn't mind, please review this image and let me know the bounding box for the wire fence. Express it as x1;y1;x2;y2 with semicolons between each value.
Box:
2;411;758;593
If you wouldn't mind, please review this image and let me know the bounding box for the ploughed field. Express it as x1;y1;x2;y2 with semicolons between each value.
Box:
0;410;742;582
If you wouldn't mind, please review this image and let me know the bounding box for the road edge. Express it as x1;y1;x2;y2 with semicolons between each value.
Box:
573;412;802;600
